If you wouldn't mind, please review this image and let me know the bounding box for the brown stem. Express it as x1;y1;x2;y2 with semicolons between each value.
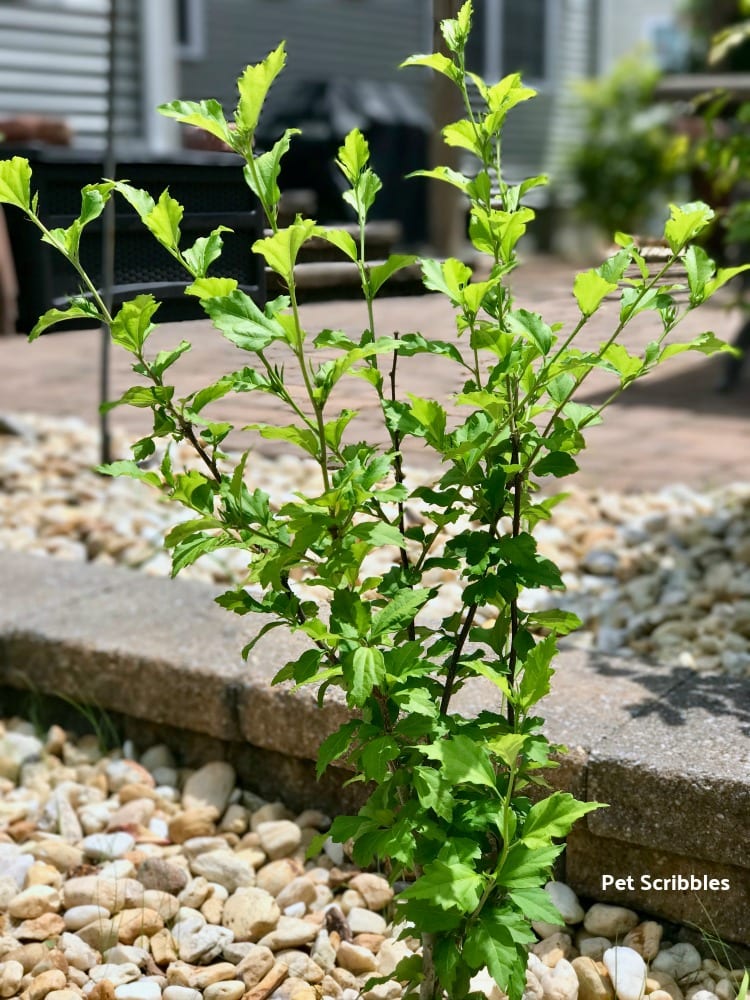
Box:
419;932;437;1000
506;432;523;730
388;331;416;644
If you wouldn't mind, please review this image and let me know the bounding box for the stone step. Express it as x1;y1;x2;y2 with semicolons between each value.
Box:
0;548;747;944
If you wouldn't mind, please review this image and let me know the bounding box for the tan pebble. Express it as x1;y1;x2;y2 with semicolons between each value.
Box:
624;922;662;961
572;956;615;1000
219;804;248;835
275;950;325;983
118;783;159;804
30;951;68;977
338;889;365;914
77;917;121;952
116;906;164;944
142;889;180;922
361;982;402;1000
9;885;61;920
348;874;393;912
223;887;280;942
294;810;330;831
321;974;343;998
331;967;360;990
0;959;24;998
352;933;385;954
243;961;289;1000
534;932;574;968
6;944;51;974
203;983;245;1000
276;877;317;910
15;913;66;940
651;993;678;1000
168;807;217;844
289;983;317;1000
25;863;62;890
190;963;239;989
648;971;684;1000
235;944;275;989
335;941;377;974
26;968;67;1000
149;927;177;966
255;821;302;860
30;842;84;873
46;991;83;1000
201;895;224;924
88;981;116;1000
250;803;294;830
715;980;736;1000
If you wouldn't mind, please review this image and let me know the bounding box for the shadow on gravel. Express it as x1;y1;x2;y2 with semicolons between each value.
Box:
587;652;750;736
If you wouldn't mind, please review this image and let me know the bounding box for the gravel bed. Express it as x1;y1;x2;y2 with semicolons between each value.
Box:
1;717;747;1000
1;413;749;677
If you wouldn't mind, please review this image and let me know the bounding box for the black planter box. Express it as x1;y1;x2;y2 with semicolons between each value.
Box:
2;145;265;332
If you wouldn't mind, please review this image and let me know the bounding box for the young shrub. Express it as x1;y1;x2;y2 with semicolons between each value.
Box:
0;4;744;998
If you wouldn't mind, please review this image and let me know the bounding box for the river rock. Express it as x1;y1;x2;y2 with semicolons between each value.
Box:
183;763;236;816
623;922;662;961
347;874;393;911
254;859;304;896
189;851;254;893
222;887;280;941
585;905;639;938
8;884;61;919
258;917;318;951
0;959;24;998
652;945;703;983
346;907;387;936
255;821;302;860
203;983;246;1000
545;881;585;925
540;957;580;1000
90;962;141;987
603;946;647;1000
573;956;615;1000
113;980;162;1000
335;941;378;974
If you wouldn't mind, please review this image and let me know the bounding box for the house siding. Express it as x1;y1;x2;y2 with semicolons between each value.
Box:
0;0;144;149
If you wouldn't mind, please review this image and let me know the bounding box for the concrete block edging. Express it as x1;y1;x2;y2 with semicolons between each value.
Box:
0;549;748;944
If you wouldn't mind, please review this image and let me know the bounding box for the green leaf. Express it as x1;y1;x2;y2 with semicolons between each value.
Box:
532;451;578;478
110;294;160;353
413;766;454;821
158;98;233;146
442;118;485;158
527;609;582;636
28;300;102;341
487;733;527;768
464;907;533;1000
97;459;161;487
336;128;370;184
151;340;191;378
319;227;358;262
100;384;174;413
0;157;32;210
574;269;617;317
246;128;300;211
370;588;431;638
345;647;386;707
245;421;319;458
186;276;239;300
663;201;714;254
253;217;320;284
408;165;472;194
316;719;360;777
420;735;497;790
144;189;183;254
508;886;565;925
235;43;287;135
496;841;563;889
398;860;484;912
369;254;418;297
683;245;716;306
507;309;553;354
183;226;231;278
659;330;735;362
202;289;283;351
114;181;155;221
518;635;556;713
522;791;603;848
705;263;750;300
400;52;460;84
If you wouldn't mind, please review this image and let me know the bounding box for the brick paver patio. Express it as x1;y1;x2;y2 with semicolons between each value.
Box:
1;255;748;492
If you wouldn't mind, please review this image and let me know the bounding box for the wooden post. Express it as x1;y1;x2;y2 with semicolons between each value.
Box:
428;0;466;257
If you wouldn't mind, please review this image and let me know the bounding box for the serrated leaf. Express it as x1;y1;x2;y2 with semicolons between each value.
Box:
522;791;603;848
442;118;485;158
246;127;300;211
110;294;160;353
413;766;454;821
663;201;714;254
509;886;566;925
100;383;174;413
203;289;284;350
245;421;319;458
370;588;431;638
408;165;472;194
574;269;617;317
420;735;497;790
683;245;716;306
235;43;287;135
316;719;360;778
319;227;358;262
336;128;370;183
28;300;102;341
518;635;556;713
114;181;155;221
183;226;230;278
463;908;531;998
369;254;418;297
507;309;553;354
97;460;161;487
150;339;191;378
158;98;233;146
253;217;320;284
496;841;563;888
186;276;239;300
0;156;32;209
143;189;183;254
398;859;484;912
345;647;386;707
400;52;460;84
659;330;735;362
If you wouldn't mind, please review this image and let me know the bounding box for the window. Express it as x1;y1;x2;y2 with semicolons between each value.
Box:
466;0;551;84
177;0;205;60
